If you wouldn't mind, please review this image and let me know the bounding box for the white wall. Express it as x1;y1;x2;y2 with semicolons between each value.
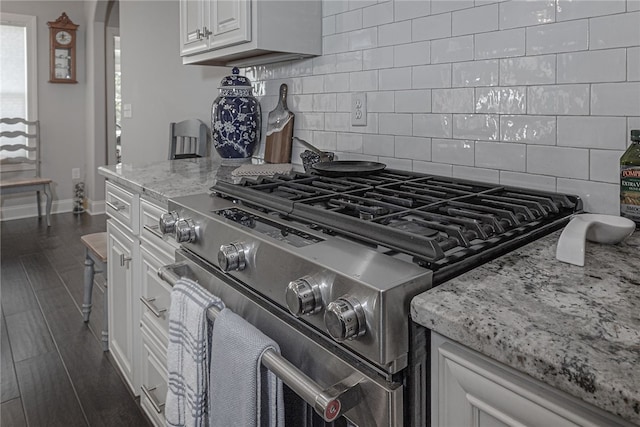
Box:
1;1;88;217
119;0;228;166
250;0;640;215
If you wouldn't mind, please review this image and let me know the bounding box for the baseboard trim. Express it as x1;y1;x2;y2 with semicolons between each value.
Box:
0;198;74;221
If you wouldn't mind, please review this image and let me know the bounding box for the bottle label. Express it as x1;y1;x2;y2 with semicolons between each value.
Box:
620;165;640;222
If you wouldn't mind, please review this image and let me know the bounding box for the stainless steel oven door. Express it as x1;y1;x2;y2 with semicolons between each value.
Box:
159;249;404;427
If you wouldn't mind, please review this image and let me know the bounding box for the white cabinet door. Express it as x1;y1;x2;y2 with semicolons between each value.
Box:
180;0;210;55
208;0;250;50
431;333;632;427
107;219;139;395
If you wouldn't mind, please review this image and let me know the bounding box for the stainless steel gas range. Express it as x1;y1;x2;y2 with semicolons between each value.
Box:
158;169;582;427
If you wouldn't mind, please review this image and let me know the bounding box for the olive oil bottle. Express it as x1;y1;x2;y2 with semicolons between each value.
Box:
620;129;640;224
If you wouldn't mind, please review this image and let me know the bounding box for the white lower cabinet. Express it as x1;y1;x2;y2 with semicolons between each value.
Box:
431;332;632;427
107;218;140;395
141;322;169;427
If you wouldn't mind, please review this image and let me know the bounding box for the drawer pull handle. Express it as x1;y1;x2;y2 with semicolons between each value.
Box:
120;254;132;268
141;384;165;414
106;200;125;212
140;297;167;318
143;224;164;239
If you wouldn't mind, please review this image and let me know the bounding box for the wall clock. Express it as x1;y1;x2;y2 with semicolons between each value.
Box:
47;12;79;83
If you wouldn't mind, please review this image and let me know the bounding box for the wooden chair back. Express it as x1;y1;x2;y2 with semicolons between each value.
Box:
169;119;208;160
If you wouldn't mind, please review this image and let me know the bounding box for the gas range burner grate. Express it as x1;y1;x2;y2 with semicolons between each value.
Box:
212;170;582;270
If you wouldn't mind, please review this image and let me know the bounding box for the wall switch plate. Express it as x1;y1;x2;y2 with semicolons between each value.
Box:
72;168;80;179
351;92;367;126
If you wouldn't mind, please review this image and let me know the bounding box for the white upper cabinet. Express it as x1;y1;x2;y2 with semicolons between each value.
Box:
179;0;322;67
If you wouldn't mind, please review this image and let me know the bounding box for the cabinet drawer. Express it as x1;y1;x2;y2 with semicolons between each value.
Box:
106;181;138;232
140;198;178;258
140;327;168;427
140;245;171;347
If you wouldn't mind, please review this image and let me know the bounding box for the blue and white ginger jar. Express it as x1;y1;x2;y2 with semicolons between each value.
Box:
211;67;261;159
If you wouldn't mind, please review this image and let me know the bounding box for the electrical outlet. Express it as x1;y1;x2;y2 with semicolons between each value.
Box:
72;168;80;179
351;92;367;126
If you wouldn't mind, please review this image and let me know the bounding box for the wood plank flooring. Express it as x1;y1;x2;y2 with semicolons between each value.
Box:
1;213;150;427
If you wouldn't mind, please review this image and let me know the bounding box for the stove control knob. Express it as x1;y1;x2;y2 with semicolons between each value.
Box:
218;242;247;272
159;211;179;235
175;218;197;243
285;277;322;317
324;296;366;341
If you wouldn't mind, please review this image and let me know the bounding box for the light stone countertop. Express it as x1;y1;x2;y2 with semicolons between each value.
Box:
98;157;247;204
411;229;640;425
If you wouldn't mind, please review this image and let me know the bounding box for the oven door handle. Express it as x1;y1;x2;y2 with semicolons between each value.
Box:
158;263;364;423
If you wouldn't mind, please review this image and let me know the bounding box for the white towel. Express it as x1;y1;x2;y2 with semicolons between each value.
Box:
165;278;224;427
209;308;285;427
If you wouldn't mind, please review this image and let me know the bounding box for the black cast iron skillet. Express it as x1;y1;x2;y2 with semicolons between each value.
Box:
311;160;386;177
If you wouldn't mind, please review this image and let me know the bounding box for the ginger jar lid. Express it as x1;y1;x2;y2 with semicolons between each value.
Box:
218;67;253;89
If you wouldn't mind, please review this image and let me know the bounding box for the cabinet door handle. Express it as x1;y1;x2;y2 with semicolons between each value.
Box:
187;28;203;41
106;200;124;211
143;224;164;239
120;253;132;267
201;26;212;37
141;384;165;414
140;296;167;318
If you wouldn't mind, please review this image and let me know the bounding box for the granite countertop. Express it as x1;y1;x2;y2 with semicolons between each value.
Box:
411;229;640;424
98;157;244;204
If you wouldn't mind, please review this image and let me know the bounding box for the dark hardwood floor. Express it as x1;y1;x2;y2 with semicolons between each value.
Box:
1;213;151;426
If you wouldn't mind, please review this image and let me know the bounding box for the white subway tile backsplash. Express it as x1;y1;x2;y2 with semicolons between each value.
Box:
380;67;412;90
302;75;324;93
336;9;362;33
500;115;556;145
630;117;640;136
301;113;325;130
323;32;350;55
413;161;453;176
336;93;351;112
556;0;626;21
629;47;640;81
499;0;555;30
474;29;525;59
395;0;431;22
433;88;475;113
500;171;557;192
452;4;499;36
363;134;395;157
557;179;619;215
367;91;395;112
335;51;363;73
453;166;500;183
337;133;364;152
453;114;499;140
324;73;350;92
475;87;526;114
291;94;314;112
412;14;452;41
363;47;394;70
452;60;499;87
380;113;413;135
394;42;431;67
526;20;588;55
432;0;475;14
323;16;336;36
349;0;377;11
431;35;474;63
350;70;379;91
527;145;589;179
557;116;627;149
363;1;394;27
630;0;640;12
591;82;640;116
527;84;590;115
381;156;413;170
557;49;626;84
590;149;625;184
590;12;640;50
395;136;432;160
324;112;351;132
413;114;453;138
323;0;349;17
412;63;452;88
312;131;337;150
379;22;412;47
432;138;475;165
349;28;378;51
475;141;526;171
313;55;337;75
500;56;556;85
312;93;337;112
395;90;432;113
